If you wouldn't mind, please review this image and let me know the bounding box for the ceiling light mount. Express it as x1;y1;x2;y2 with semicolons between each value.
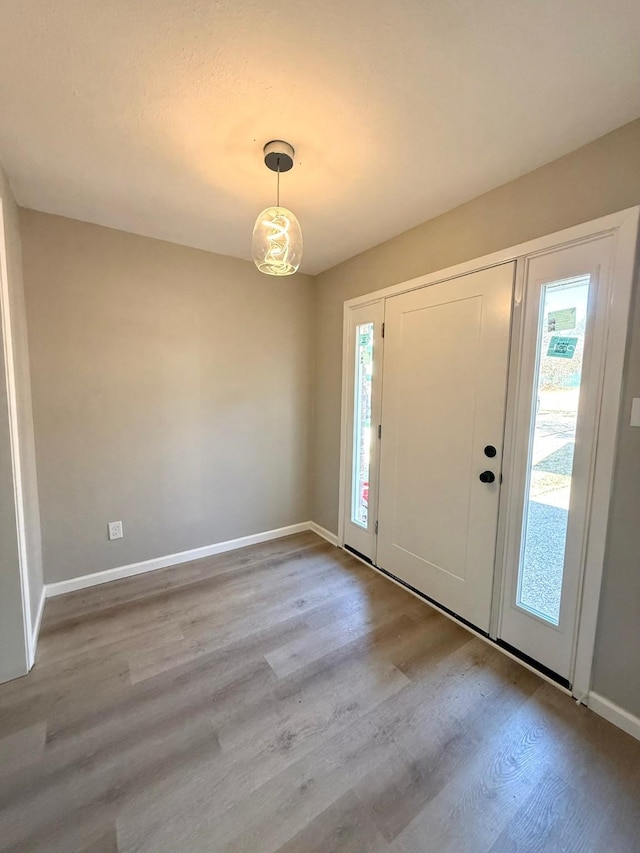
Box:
263;140;295;173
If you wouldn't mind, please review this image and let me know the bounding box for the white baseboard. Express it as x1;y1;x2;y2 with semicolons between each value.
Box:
588;692;640;741
45;522;311;598
309;522;339;547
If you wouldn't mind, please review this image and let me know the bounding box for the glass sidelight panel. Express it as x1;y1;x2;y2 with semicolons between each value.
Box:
351;322;374;528
517;276;590;624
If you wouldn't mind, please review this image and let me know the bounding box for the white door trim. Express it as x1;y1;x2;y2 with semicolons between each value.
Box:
337;297;384;551
338;206;639;701
489;260;527;640
343;208;638;310
0;198;32;671
340;301;384;562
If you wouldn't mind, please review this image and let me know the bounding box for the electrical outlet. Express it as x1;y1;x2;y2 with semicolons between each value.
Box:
108;521;123;540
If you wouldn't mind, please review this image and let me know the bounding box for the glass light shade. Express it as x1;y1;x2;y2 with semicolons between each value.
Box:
252;206;303;276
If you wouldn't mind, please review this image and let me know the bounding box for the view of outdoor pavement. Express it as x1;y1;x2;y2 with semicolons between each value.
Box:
520;389;579;622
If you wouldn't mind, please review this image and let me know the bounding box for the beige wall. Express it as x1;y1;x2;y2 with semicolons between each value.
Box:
21;211;314;584
0;165;43;680
313;118;640;715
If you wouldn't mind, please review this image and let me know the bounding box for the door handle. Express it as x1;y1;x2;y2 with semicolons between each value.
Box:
479;470;496;484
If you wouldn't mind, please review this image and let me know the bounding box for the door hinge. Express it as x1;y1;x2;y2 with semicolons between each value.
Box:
381;322;385;338
375;520;379;535
378;424;382;439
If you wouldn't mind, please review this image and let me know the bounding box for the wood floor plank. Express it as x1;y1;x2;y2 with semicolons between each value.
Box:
489;769;593;853
127;606;312;684
43;532;320;625
0;722;46;778
265;588;424;678
274;791;388;853
387;686;578;853
116;673;405;851
0;532;638;853
115;637;412;850
0;710;221;850
0;651;132;740
355;650;542;842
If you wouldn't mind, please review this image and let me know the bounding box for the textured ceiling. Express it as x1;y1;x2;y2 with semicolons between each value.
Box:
0;1;638;274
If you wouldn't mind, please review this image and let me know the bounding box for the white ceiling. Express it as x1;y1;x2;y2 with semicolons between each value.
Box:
0;1;638;274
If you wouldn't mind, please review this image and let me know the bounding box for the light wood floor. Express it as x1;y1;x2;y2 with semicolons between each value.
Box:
0;533;638;852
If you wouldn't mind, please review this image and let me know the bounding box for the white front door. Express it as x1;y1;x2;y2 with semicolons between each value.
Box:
499;237;616;681
376;264;515;631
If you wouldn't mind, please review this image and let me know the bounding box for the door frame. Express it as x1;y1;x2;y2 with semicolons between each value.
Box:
341;299;385;563
338;205;639;700
0;198;32;676
498;240;618;685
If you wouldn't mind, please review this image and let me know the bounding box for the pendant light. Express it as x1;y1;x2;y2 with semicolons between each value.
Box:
252;141;303;276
